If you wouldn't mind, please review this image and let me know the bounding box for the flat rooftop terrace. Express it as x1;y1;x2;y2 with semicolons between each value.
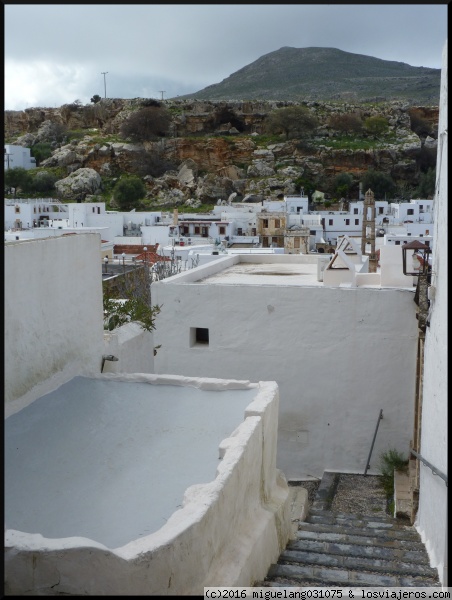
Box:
195;261;324;286
5;375;257;549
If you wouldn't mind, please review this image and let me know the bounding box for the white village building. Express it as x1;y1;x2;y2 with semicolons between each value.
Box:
4;144;37;171
5;190;434;257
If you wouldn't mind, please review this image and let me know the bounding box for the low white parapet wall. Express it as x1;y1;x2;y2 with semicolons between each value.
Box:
5;374;292;595
103;322;155;374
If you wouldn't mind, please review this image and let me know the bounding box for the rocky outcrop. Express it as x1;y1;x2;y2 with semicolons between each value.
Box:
54;168;102;201
5;99;439;140
4;99;439;204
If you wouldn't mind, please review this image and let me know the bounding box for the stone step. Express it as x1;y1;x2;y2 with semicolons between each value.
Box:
309;507;399;524
298;521;423;543
259;472;440;589
307;511;418;531
288;538;431;565
266;563;440;588
279;547;438;578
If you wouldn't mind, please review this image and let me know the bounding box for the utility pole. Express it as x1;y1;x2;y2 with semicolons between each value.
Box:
101;72;108;98
5;152;12;170
159;90;166;100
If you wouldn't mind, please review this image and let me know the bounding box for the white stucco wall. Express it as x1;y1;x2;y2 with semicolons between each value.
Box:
5;374;292;595
379;245;412;288
415;40;448;585
103;322;155;373
5;234;104;412
4;144;36;170
153;259;418;479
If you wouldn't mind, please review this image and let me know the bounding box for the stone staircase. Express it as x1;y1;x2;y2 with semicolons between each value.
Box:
258;472;440;588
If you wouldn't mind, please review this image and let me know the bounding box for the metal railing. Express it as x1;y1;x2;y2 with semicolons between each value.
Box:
364;409;383;475
410;449;448;486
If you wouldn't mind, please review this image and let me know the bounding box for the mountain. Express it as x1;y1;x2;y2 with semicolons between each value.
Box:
175;47;440;105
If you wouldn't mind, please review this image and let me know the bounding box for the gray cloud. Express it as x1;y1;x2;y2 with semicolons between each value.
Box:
5;4;447;110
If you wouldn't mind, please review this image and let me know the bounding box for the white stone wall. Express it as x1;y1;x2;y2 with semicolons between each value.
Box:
153;266;418;479
5;375;292;595
379;245;412;288
141;224;172;246
103;322;155;374
5;234;104;412
415;40;448;585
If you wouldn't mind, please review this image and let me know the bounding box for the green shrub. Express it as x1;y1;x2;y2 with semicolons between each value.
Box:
28;171;58;193
31;142;53;165
364;115;389;138
113;176;146;210
378;448;408;504
66;130;85;142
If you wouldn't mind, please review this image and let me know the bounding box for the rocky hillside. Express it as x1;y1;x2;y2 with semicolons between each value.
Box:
176;47;441;105
4;99;439;206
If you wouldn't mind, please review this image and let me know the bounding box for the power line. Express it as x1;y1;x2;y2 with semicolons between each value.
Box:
159;90;166;100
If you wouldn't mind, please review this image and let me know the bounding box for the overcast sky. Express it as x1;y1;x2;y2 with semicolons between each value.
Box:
5;4;448;111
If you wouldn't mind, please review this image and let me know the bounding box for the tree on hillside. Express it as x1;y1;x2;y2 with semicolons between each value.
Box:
415;145;437;173
361;170;396;200
91;94;101;104
30;142;53;166
328;113;363;134
293;171;326;203
408;108;433;138
27;171;58;193
130;149;178;178
140;98;162;107
4;167;32;197
415;168;436;198
394;181;415;202
120;106;171;142
333;172;354;198
265;106;318;140
364;116;389;138
113;176;146;210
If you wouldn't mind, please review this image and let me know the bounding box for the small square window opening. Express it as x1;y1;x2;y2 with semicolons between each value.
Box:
190;327;209;347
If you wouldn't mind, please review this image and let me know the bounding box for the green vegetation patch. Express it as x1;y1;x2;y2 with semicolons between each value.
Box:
378;448;408;515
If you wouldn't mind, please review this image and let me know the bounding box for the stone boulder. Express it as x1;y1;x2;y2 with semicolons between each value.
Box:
34;120;66;144
424;136;438;150
41;146;83;168
55;168;102;200
195;174;234;202
177;159;198;187
242;194;264;203
14;133;37;147
247;160;276;177
185;198;202;208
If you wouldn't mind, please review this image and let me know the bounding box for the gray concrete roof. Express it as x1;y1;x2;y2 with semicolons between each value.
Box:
5;376;257;549
196;261;325;286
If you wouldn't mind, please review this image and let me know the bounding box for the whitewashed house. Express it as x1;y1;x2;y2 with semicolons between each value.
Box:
4;198;68;231
4;144;36;170
152;251;418;480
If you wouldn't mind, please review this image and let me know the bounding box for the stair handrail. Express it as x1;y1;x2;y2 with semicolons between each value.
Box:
364;409;383;476
410;448;448;486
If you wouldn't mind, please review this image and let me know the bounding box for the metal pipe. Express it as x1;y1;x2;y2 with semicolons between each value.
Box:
410;448;448;486
364;409;383;475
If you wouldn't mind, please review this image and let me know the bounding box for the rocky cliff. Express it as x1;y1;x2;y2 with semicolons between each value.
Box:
4;99;439;205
